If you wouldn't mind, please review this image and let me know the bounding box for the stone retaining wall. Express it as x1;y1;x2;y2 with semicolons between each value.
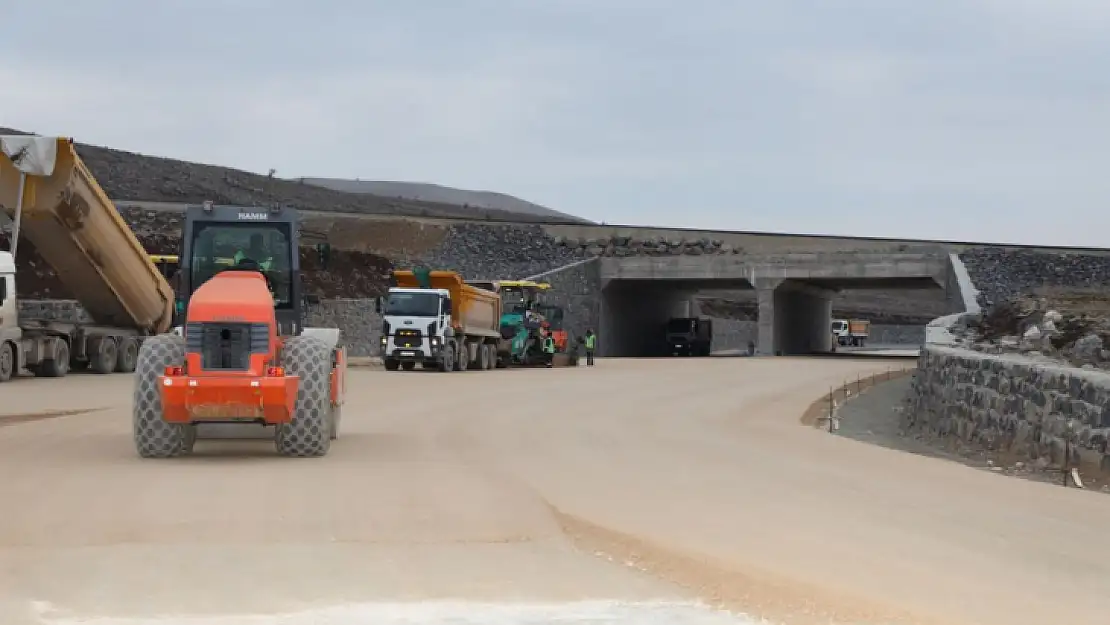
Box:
526;258;602;346
904;345;1110;474
304;299;382;358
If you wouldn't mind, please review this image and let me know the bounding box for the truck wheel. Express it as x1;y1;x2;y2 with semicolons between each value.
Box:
438;344;455;372
0;341;14;382
274;335;332;457
115;338;139;373
89;336;119;374
477;343;489;370
384;358;400;371
133;334;193;458
401;361;416;371
456;341;469;371
33;338;70;378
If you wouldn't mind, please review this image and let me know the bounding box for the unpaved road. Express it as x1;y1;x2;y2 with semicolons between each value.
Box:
1;358;1109;625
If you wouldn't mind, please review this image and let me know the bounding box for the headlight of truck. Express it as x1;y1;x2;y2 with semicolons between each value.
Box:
432;337;441;345
380;336;387;345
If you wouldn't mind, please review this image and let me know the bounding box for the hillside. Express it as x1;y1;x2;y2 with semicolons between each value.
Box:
300;178;591;223
0;128;586;224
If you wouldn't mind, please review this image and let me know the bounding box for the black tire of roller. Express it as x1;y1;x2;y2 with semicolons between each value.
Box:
274;335;333;457
132;334;195;458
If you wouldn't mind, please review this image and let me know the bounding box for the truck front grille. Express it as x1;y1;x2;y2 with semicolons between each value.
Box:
185;322;269;371
393;328;422;348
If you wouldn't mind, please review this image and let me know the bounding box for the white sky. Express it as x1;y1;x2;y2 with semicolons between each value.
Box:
4;1;1109;246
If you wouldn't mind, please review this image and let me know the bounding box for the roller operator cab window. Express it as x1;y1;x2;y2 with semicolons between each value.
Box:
188;223;294;308
383;292;441;317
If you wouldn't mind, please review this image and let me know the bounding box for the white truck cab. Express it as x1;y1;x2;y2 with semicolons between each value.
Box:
0;250;22;379
379;287;453;370
0;251;20;381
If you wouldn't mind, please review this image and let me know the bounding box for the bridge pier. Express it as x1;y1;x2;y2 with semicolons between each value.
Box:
756;279;836;356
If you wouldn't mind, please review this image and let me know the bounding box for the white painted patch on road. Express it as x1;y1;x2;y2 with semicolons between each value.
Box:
29;600;766;625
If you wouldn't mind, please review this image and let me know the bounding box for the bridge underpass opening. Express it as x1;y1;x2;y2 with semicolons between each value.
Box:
764;277;944;356
600;278;752;357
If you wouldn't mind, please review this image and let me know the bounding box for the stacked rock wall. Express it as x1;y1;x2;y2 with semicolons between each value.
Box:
527;259;602;346
304;299;382;358
959;247;1110;309
904;345;1110;474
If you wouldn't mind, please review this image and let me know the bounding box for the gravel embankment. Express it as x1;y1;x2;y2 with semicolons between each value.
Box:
960;247;1110;309
402;222;581;279
0;126;567;224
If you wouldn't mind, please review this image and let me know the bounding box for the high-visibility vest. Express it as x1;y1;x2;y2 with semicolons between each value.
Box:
234;249;272;271
543;337;555;353
585;335;596;350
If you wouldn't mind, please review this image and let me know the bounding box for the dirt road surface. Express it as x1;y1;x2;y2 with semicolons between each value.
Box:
1;358;1108;625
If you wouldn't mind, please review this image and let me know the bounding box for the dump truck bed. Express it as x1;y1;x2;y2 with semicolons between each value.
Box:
394;270;501;337
0;136;174;334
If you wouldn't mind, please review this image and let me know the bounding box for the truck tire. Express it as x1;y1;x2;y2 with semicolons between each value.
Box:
477;343;489;370
115;338;139;373
438;344;455;372
133;334;194;458
401;361;416;371
274;335;332;457
0;341;14;383
456;341;469;372
89;336;119;374
384;358;400;371
32;338;69;378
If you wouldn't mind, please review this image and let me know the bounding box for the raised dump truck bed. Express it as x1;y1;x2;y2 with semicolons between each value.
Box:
0;135;175;380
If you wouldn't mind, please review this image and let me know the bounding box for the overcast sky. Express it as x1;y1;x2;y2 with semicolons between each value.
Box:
4;1;1109;246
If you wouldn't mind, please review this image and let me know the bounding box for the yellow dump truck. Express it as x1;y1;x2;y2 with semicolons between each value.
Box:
379;270;502;372
0;135;175;381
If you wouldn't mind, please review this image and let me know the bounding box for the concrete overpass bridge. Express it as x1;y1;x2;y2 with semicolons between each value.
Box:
596;252;950;356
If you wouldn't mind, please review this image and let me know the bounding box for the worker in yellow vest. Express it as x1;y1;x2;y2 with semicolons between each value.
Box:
542;330;556;368
584;329;596;366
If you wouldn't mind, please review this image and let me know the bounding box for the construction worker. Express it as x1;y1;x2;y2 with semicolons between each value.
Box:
543;329;556;368
584;329;596;366
234;233;273;271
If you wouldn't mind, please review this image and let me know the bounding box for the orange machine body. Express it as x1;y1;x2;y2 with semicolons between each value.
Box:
159;272;299;425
